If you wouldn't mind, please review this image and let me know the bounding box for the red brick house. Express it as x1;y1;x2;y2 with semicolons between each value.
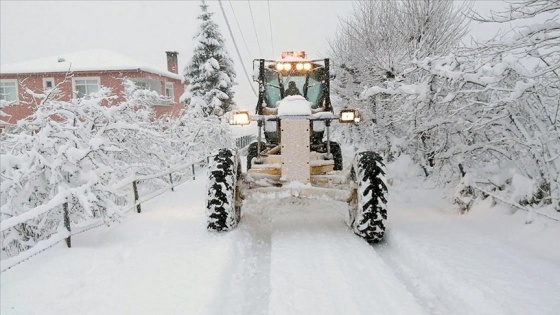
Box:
0;49;185;128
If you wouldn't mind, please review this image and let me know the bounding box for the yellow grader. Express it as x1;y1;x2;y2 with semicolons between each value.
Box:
206;51;388;243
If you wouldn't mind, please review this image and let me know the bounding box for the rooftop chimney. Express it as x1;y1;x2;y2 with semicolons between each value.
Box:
166;51;179;74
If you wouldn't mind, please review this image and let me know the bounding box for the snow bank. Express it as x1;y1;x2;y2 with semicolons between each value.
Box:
386;154;425;185
510;173;538;204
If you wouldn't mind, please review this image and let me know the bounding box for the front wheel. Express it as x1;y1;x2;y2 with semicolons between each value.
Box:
206;148;241;231
349;151;388;243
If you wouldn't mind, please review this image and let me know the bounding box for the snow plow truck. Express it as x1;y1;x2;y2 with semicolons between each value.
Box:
206;51;388;244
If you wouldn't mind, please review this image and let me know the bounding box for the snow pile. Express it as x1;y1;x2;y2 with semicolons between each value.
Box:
510;173;538;204
277;96;312;116
386;154;425;186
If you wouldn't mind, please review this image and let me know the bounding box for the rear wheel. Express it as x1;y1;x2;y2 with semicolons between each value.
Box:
349;151;388;243
206;148;241;231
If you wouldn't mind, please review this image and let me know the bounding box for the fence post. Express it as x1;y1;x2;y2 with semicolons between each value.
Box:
192;164;196;180
132;180;141;213
63;202;71;248
169;173;175;192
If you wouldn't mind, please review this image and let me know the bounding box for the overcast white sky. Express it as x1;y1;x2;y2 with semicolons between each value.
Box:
1;0;513;107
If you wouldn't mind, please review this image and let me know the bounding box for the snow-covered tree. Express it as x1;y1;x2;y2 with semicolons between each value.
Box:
166;96;233;165
1;88;124;255
356;0;559;211
455;0;560;210
329;0;470;155
331;0;469;86
105;80;173;176
0;79;184;256
182;1;236;116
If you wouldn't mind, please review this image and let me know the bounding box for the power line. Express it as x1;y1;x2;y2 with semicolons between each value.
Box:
267;0;275;58
218;0;257;98
228;0;251;56
247;0;263;57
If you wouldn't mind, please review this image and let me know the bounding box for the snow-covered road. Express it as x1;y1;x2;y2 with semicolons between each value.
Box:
2;171;559;315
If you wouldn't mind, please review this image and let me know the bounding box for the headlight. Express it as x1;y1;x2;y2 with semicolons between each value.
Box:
303;63;312;70
340;111;355;122
283;63;292;71
339;109;360;123
275;63;284;71
229;111;251;125
296;63;304;70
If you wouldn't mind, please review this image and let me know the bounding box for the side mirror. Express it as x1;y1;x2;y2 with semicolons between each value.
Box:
339;109;361;123
229;110;251;125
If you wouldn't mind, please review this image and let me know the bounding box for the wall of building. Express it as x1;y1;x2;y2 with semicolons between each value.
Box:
0;70;185;125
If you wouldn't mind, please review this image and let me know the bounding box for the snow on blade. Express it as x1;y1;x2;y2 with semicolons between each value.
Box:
277;96;312;116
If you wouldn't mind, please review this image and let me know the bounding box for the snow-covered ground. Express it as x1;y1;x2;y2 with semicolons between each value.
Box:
2;158;559;315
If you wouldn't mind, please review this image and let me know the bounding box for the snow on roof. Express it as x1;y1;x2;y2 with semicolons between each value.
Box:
0;49;182;80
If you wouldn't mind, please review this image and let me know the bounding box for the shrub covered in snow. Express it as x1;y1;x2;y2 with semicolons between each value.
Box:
166;99;234;164
1;88;124;256
0;77;237;257
330;0;559;212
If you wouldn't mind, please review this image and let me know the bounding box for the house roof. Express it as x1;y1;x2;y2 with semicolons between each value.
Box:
0;49;182;80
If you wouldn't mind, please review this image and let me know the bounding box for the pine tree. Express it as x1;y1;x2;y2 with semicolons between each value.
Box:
183;1;236;116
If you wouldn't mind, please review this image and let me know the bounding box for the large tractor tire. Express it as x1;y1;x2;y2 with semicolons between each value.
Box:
323;141;343;171
206;148;241;231
349;151;388;243
246;141;265;171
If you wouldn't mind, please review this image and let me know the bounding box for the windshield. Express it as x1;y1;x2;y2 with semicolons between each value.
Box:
264;68;325;108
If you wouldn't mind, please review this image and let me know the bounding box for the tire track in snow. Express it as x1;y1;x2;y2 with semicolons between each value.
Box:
373;183;509;315
376;229;508;315
241;197;427;315
229;202;273;315
375;183;560;315
220;155;273;315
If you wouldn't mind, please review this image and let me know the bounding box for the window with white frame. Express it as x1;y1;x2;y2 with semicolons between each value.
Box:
165;82;174;99
130;78;160;93
43;78;55;91
73;77;100;98
0;80;18;102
